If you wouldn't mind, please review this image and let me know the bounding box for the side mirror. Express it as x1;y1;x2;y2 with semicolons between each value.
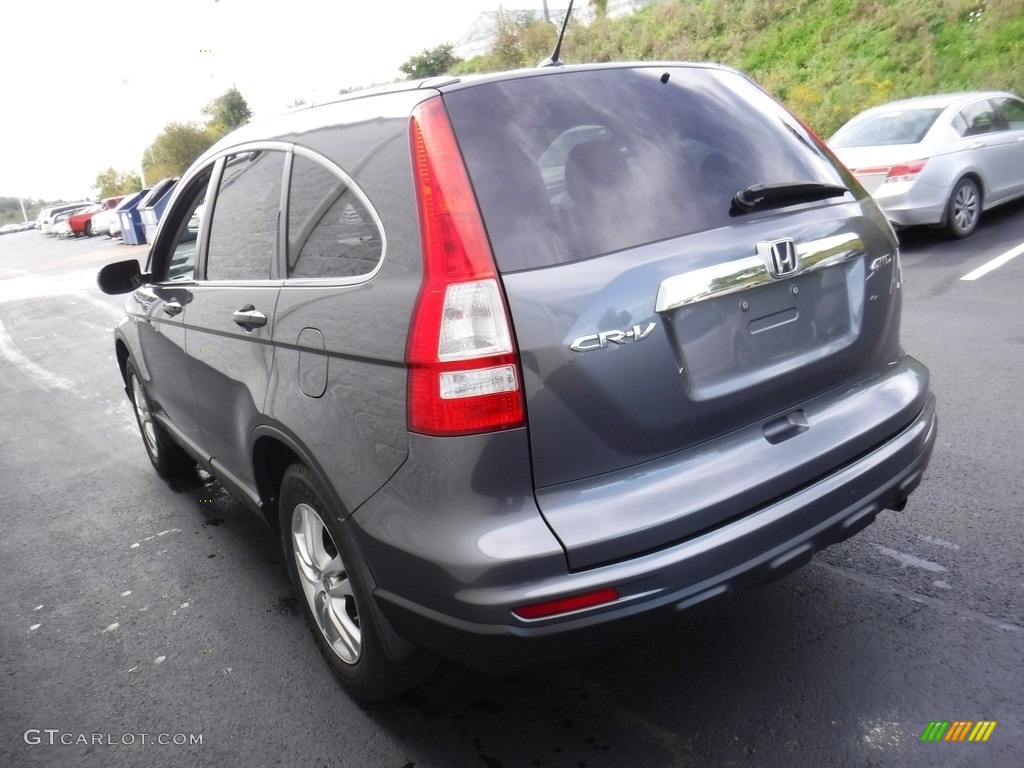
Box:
97;259;150;295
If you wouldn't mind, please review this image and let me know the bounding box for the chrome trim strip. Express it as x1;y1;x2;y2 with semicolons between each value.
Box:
655;233;866;312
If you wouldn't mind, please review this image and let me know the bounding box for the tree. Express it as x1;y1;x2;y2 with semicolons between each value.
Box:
202;86;252;138
399;43;460;79
143;122;217;182
93;168;142;199
452;11;555;73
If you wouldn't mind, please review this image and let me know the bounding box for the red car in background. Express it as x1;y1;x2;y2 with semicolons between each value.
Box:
68;196;124;237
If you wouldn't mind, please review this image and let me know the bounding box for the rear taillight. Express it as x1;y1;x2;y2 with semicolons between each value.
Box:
885;159;927;183
854;159;928;184
406;98;525;436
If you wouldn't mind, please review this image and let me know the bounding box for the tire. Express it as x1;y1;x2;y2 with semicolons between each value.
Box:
279;463;437;700
85;221;94;237
125;359;194;478
944;177;981;239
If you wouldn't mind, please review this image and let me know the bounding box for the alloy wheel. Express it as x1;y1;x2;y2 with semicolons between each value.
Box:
130;374;159;460
951;181;979;235
290;502;361;664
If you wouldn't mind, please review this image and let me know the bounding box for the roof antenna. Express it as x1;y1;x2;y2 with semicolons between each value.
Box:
538;0;575;68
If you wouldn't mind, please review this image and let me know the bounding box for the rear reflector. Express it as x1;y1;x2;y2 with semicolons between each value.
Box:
513;588;620;620
407;97;525;436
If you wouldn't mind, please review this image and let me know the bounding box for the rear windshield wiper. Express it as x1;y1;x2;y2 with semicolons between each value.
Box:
731;181;848;214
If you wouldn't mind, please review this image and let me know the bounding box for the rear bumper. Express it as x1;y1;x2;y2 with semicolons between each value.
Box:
869;178;949;228
363;392;937;672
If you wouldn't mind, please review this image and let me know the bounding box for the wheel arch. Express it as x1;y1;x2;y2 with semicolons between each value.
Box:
251;425;351;535
114;338;131;387
942;171;985;224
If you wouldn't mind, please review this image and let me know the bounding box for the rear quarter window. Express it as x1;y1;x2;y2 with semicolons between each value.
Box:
286;154;383;279
444;66;848;272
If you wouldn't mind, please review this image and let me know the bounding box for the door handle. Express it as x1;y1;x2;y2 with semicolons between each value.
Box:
162;301;183;317
232;306;267;331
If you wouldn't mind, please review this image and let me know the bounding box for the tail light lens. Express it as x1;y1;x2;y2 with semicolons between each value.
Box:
885;159;927;183
406;97;525;436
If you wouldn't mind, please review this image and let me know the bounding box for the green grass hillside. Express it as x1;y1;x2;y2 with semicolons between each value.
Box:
454;0;1024;137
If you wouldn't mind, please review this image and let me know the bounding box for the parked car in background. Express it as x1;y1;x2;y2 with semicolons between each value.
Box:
37;202;92;234
85;195;127;236
829;91;1024;238
0;223;26;235
52;209;82;238
98;61;936;701
67;204;106;237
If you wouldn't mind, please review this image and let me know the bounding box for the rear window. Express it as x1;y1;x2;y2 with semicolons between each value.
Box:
444;66;848;271
830;107;942;148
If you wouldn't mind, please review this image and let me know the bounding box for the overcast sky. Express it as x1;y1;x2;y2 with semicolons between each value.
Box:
0;0;511;202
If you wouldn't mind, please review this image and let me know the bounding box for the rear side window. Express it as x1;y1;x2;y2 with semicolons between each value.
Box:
287;154;382;279
444;66;849;271
994;96;1024;130
206;150;285;281
957;100;1002;137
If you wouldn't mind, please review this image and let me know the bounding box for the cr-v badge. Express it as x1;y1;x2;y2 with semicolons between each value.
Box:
570;322;656;352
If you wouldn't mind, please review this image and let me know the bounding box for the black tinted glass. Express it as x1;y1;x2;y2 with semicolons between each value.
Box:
287;155;382;279
444;66;847;271
206;150;285;280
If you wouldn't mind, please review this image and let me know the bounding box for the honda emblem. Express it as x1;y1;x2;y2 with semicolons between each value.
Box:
757;239;801;278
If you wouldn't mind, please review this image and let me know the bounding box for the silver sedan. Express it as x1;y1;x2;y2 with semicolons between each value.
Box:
828;91;1024;238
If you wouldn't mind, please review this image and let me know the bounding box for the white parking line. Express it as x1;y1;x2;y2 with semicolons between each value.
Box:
961;240;1024;281
0;318;75;391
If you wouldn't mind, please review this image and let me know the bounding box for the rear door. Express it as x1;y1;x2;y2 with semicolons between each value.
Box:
186;148;286;490
445;66;906;561
989;95;1024;200
956;97;1019;203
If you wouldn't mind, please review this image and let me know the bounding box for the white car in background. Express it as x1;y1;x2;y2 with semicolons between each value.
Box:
37;202;93;235
828;91;1024;238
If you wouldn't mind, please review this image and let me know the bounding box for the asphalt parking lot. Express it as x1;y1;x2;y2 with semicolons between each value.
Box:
1;206;1023;767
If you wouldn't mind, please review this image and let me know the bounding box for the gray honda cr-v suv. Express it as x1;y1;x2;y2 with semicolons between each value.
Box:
99;61;937;700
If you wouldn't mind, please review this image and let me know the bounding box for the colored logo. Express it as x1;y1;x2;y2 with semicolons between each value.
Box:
920;721;997;742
